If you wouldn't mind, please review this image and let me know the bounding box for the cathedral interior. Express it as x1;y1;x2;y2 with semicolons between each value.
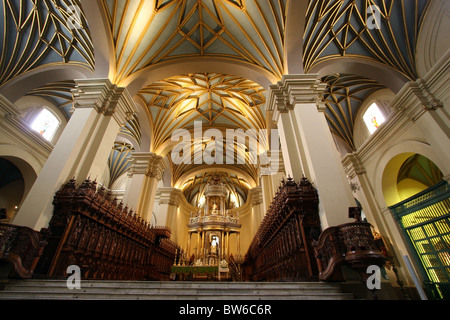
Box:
0;0;449;301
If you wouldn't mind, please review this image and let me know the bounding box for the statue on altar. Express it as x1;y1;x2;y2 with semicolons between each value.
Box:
209;196;220;214
210;236;219;255
185;172;242;270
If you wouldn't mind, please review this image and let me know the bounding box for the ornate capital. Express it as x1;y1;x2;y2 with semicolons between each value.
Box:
128;152;165;181
259;150;284;176
390;79;444;122
249;187;263;206
267;74;328;120
157;188;182;206
342;152;367;178
72;79;138;126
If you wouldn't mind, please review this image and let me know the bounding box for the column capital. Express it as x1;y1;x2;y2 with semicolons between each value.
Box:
258;150;285;176
342;152;367;179
157;187;182;206
390;78;444;122
267;74;327;119
249;187;263;206
71;79;139;126
128;152;165;181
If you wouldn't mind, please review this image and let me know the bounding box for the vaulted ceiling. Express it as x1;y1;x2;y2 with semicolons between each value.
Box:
0;0;434;208
101;0;287;83
304;0;430;80
0;0;94;85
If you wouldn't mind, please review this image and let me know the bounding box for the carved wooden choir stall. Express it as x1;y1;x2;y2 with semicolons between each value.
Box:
0;223;47;279
1;176;387;285
242;177;322;282
242;176;387;284
33;178;179;281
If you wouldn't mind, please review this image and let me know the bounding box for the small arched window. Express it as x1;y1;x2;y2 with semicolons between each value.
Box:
363;102;386;135
30;108;60;141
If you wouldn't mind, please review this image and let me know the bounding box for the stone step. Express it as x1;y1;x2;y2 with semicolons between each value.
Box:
0;280;354;300
4;279;344;289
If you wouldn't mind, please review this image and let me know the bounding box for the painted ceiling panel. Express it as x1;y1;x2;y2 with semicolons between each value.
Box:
304;0;432;80
108;142;135;188
0;0;94;86
322;73;386;151
102;0;287;84
136;73;266;152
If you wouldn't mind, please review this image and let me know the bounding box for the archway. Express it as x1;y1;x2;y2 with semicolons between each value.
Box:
382;153;444;207
383;153;449;299
0;158;27;221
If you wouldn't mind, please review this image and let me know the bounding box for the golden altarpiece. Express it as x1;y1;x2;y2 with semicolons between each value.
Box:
185;175;241;268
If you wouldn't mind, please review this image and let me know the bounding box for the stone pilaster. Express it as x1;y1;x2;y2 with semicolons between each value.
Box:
267;74;355;228
14;79;138;230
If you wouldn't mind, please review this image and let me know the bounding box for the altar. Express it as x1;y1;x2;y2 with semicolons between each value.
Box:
184;174;241;267
170;265;231;281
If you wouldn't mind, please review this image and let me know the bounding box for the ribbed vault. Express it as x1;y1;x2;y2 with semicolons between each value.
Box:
3;0;437;209
0;0;94;86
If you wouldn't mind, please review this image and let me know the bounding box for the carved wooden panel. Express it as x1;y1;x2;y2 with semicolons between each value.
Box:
35;178;178;281
243;177;321;282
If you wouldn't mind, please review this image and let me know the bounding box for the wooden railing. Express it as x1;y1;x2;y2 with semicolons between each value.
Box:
34;178;178;281
311;226;346;281
313;210;387;283
242;177;322;282
0;223;48;279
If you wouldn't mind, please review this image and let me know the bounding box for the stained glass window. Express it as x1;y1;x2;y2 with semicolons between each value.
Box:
30;109;60;141
363;103;386;134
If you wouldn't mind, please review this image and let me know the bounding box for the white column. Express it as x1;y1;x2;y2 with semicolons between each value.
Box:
249;187;264;236
127;153;165;222
70;79;137;182
13;79;138;230
122;153;151;209
260;150;285;212
154;187;182;239
343;153;384;228
267;74;355;229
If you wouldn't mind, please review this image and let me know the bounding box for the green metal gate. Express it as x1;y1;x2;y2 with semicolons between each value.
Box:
389;181;450;300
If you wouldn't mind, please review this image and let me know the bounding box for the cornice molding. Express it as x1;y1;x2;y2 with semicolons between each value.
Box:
267;74;328;122
342;152;367;179
0;94;53;158
72;79;139;126
128;152;165;181
157;187;183;207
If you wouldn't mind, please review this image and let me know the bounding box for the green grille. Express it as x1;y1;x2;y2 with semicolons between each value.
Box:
390;181;450;300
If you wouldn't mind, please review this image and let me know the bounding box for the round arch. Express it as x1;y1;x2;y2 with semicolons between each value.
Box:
416;0;450;78
0;154;39;216
284;0;308;74
121;57;279;97
0;65;92;104
373;140;446;208
309;58;411;93
174;165;258;191
80;0;115;80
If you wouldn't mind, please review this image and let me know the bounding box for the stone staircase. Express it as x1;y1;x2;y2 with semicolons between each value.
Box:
0;280;353;300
